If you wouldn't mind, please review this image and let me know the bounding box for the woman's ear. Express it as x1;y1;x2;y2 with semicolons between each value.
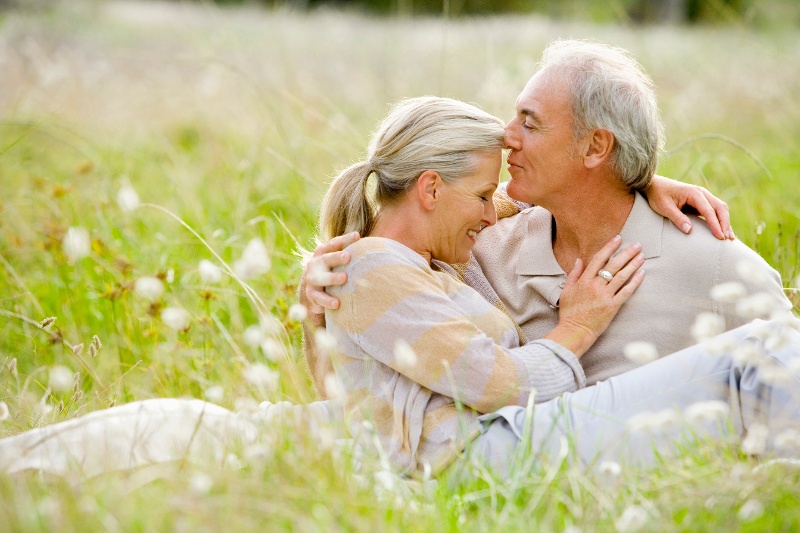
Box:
416;170;442;211
581;129;615;169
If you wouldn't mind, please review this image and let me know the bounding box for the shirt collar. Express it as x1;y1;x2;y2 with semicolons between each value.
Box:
516;192;663;276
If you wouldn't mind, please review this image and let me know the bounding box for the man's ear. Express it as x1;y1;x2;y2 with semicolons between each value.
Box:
581;129;615;169
416;170;442;211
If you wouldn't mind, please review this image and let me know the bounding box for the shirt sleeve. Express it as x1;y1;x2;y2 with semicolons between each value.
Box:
712;239;793;324
328;247;584;414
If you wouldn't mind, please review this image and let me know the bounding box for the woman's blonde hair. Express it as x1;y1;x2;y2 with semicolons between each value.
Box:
318;96;506;241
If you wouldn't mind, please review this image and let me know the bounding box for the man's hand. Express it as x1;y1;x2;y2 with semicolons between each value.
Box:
301;232;359;323
646;175;734;240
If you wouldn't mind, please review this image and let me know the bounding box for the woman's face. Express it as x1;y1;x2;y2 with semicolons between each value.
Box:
431;151;501;264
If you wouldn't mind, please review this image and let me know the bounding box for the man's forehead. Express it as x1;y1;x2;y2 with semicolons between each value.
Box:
515;73;548;108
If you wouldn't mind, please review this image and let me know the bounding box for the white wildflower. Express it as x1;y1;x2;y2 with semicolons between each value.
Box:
685;400;730;425
0;401;9;421
732;343;765;366
233;238;271;280
225;453;244;470
288;303;308;322
161;307;190;332
736;260;771;285
71;343;84;356
324;373;346;401
166;268;175;283
623;341;658;365
307;259;330;287
393;339;418;370
764;328;792;352
314;329;338;353
736;293;778;320
738;498;764;522
260;338;284;362
786;358;800;374
116;185;140;212
259;314;283;336
243;325;265;347
134;276;164;300
627;409;679;434
234;397;258;414
49;365;73;392
374;470;397;493
709;282;747;303
615;505;649;533
770;309;800;331
691;312;726;342
597;460;622;479
63;227;90;263
188;472;213;495
204;385;224;403
741;423;769;455
774;428;800;451
199;260;222;284
243;363;279;391
702;335;736;357
759;364;793;386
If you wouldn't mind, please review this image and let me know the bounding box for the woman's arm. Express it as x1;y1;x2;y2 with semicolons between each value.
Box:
330;238;642;411
646;175;734;240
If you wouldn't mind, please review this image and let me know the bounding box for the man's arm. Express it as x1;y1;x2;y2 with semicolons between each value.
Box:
299;232;360;397
712;240;795;325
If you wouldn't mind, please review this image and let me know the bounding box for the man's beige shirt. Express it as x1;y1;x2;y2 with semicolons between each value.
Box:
472;192;793;385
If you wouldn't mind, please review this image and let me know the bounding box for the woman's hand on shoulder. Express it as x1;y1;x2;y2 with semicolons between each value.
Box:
646;175;734;240
546;236;645;358
300;232;360;326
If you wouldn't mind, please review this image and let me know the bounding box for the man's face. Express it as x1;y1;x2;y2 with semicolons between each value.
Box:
504;72;584;206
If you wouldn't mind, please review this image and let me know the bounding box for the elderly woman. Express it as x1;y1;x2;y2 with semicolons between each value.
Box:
312;96;800;477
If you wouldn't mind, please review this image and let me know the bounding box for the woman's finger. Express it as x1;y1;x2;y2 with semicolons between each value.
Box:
602;242;642;276
685;188;725;240
313;231;360;257
320;250;352;270
584;235;622;278
702;189;734;240
659;201;693;235
563;257;584;291
612;269;646;303
607;252;645;293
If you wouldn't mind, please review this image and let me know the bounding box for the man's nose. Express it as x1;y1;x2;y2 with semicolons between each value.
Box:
504;120;521;150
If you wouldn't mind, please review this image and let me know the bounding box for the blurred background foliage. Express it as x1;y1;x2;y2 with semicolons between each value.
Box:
139;0;799;26
2;0;800;27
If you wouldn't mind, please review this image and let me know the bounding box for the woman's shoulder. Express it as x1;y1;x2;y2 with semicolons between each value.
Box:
345;237;428;268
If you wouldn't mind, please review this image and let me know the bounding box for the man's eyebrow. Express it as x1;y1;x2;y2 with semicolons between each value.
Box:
520;108;542;124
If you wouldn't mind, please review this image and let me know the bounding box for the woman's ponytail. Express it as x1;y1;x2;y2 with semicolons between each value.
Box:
318;160;375;242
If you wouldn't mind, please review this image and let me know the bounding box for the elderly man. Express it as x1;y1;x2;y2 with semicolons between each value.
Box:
302;39;793;390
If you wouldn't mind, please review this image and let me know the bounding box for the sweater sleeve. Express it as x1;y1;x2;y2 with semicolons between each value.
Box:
328;246;584;414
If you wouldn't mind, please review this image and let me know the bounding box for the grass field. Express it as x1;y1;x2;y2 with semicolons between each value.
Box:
1;1;799;531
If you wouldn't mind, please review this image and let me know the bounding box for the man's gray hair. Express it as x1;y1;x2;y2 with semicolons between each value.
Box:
538;39;664;191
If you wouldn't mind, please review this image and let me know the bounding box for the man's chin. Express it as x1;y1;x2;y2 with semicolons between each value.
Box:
506;179;537;204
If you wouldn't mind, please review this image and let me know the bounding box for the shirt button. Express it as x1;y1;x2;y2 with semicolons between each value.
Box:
558;281;566;288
